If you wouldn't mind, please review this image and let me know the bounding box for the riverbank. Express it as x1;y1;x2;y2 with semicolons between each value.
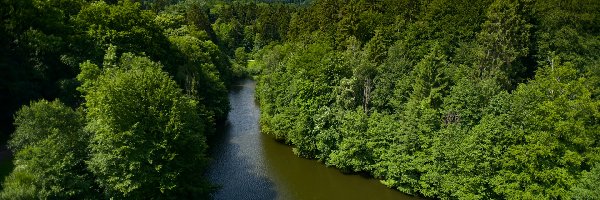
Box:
205;79;420;200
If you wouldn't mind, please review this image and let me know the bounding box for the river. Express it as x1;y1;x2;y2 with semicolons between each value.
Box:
205;79;420;200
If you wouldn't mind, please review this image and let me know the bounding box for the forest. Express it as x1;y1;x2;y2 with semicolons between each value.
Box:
252;0;600;199
0;0;599;199
0;0;239;198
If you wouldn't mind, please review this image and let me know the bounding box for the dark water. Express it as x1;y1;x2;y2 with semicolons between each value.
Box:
206;79;420;200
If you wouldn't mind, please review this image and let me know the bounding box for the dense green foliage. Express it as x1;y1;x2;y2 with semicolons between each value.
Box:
1;0;599;199
0;0;238;198
79;52;212;199
243;0;600;199
1;100;93;199
0;0;236;138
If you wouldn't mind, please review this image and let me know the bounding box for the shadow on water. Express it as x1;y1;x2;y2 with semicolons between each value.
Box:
260;130;419;200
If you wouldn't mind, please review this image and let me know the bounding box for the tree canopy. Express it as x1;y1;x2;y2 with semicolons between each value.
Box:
79;52;212;199
1;0;235;198
1;0;598;199
248;0;600;199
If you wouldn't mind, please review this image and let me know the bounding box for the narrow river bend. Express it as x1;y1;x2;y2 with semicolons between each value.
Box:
206;79;419;200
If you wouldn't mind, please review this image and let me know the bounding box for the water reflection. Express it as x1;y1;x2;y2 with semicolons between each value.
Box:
205;80;276;200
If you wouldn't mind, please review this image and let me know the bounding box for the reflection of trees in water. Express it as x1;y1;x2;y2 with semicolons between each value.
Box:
206;80;277;200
